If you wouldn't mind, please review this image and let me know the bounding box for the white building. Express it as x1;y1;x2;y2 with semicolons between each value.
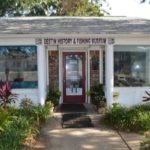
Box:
0;16;150;107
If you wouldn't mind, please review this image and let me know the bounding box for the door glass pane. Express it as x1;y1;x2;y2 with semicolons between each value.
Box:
66;54;83;95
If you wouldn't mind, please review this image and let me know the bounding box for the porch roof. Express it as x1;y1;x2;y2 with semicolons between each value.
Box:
0;16;150;35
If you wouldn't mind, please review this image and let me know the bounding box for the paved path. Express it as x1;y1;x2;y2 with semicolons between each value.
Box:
29;112;145;150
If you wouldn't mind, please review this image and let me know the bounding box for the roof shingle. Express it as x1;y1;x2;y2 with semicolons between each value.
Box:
0;16;150;35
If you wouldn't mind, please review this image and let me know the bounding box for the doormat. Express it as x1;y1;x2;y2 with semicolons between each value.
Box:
60;104;87;113
62;113;94;128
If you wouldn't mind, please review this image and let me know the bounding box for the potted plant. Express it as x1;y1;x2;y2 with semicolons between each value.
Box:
46;88;61;108
87;84;106;110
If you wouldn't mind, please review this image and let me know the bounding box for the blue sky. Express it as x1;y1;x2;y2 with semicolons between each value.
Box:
106;0;150;19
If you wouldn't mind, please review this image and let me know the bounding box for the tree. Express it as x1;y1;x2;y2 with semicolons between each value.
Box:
140;0;150;3
57;0;105;16
0;0;16;17
0;0;109;17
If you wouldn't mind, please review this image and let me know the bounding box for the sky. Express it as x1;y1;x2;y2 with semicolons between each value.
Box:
106;0;150;19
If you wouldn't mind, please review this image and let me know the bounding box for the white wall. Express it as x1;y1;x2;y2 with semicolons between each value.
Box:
114;87;150;106
115;37;150;45
12;89;38;107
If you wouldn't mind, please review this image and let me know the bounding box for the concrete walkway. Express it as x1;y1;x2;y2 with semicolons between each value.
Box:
30;105;145;150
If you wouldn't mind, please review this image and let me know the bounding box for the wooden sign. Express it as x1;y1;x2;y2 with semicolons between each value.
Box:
44;38;106;45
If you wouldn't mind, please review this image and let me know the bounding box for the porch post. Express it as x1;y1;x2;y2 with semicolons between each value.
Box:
105;39;114;107
37;45;47;105
58;47;63;104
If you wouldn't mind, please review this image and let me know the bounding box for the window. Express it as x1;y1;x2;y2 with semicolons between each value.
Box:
114;45;150;87
0;46;38;89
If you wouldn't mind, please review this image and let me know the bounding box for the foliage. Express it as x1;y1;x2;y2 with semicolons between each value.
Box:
46;88;61;106
0;99;53;149
0;108;9;132
0;82;17;109
0;0;109;17
88;84;106;108
20;97;34;109
58;0;105;16
141;130;150;150
99;100;106;108
19;98;53;125
141;139;150;150
143;91;150;102
140;0;149;3
103;104;150;132
33;102;53;125
0;115;33;150
0;0;16;17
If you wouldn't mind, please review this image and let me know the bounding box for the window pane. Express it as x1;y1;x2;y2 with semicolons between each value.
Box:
0;46;38;89
114;45;150;87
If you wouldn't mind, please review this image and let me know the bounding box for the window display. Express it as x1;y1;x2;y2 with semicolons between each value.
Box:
114;45;150;87
0;46;37;89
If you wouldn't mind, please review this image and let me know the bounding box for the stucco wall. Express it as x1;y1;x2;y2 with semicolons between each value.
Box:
11;89;39;106
114;87;149;106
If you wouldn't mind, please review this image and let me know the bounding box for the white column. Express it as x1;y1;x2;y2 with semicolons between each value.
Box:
99;48;103;83
37;45;47;105
87;49;91;104
59;48;63;104
105;40;114;107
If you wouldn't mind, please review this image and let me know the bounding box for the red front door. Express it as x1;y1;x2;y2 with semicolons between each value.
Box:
63;52;85;103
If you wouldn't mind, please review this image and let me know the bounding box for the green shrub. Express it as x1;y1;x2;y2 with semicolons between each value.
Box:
0;99;53;149
20;97;34;109
88;84;106;108
0;108;9;132
133;104;150;111
46;88;61;106
103;104;150;132
33;102;53;125
141;139;150;150
0;116;29;150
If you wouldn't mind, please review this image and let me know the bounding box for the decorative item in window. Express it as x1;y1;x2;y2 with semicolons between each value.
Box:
114;45;150;87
